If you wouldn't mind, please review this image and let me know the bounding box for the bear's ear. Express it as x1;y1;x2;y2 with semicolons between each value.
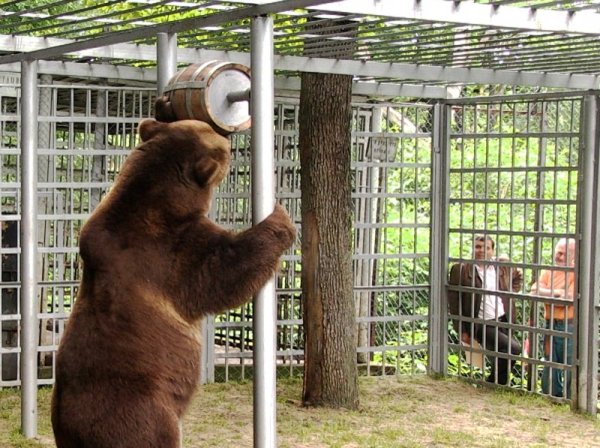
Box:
138;119;165;142
193;156;222;187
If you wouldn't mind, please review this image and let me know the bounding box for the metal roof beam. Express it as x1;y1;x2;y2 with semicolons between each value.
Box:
274;76;448;98
0;61;157;83
271;53;600;90
0;60;448;99
181;48;599;89
0;35;157;61
314;0;600;35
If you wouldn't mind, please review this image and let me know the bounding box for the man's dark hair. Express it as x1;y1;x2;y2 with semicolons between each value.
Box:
474;234;495;250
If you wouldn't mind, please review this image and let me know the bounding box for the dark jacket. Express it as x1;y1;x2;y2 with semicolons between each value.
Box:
447;261;522;335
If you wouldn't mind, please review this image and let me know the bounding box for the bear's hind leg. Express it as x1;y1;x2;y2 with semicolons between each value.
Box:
117;405;182;448
54;392;182;448
150;411;182;448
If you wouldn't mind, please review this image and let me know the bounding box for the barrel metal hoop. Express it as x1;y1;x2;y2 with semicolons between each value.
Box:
163;81;209;92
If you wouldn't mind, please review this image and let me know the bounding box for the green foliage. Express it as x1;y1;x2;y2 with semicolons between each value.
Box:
0;1;228;41
448;96;580;263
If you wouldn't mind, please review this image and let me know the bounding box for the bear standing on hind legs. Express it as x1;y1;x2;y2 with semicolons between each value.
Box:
51;117;296;448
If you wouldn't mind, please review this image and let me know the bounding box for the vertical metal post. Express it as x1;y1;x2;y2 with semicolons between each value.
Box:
37;74;53;361
528;101;548;392
577;93;599;414
356;107;382;363
428;101;450;374
156;33;177;96
20;59;39;438
251;15;276;448
158;31;216;388
202;315;215;384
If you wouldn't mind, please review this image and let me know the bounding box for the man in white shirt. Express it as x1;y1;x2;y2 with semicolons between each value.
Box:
448;235;522;385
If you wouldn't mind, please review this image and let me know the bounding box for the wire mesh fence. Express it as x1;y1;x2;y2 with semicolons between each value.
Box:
1;83;154;386
0;81;598;410
0;84;434;385
206;100;433;381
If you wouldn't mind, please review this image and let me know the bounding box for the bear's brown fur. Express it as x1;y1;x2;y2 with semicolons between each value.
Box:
51;118;296;448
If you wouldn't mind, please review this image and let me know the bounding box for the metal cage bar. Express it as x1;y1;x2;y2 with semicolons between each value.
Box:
578;93;599;413
428;101;450;374
19;59;39;439
250;15;277;448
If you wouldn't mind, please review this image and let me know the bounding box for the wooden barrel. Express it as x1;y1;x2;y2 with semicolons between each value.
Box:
163;61;251;135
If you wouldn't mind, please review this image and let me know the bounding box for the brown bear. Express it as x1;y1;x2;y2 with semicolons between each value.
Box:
51;117;296;448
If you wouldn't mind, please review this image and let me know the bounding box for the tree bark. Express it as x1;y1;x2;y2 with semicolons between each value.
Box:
299;71;359;409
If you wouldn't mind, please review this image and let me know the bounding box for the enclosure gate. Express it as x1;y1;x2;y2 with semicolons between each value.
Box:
437;92;599;413
0;80;598;413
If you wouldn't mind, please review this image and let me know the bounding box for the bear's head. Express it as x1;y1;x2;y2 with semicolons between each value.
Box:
138;118;231;189
107;119;231;223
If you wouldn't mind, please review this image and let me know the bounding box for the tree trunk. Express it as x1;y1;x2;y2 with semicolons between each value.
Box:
299;71;359;409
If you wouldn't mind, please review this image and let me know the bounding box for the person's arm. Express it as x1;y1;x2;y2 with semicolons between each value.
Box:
530;271;558;297
448;263;471;339
502;257;523;322
461;331;471;344
530;271;571;298
447;263;461;325
511;266;523;293
498;254;522;293
540;287;567;298
448;263;461;286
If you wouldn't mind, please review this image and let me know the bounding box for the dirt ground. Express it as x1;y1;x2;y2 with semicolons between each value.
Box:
4;375;599;447
183;375;600;447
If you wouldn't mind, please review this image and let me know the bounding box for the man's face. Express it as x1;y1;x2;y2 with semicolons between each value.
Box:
554;240;576;266
473;239;494;261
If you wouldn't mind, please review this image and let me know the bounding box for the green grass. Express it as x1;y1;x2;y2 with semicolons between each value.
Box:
1;376;599;447
0;387;53;447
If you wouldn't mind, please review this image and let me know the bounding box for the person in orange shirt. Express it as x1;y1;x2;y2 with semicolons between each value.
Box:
530;238;576;399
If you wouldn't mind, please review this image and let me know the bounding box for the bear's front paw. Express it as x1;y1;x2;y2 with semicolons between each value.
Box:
154;96;178;123
269;204;296;248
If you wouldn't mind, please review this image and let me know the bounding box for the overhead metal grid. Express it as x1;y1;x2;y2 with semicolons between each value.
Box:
1;0;600;436
0;1;599;90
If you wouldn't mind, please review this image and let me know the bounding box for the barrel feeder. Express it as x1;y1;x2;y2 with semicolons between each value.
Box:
162;61;252;135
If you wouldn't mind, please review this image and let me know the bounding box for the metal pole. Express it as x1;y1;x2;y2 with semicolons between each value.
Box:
577;93;599;414
20;59;39;438
356;107;382;363
428;102;450;375
251;15;276;448
528;102;548;392
156;33;177;96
